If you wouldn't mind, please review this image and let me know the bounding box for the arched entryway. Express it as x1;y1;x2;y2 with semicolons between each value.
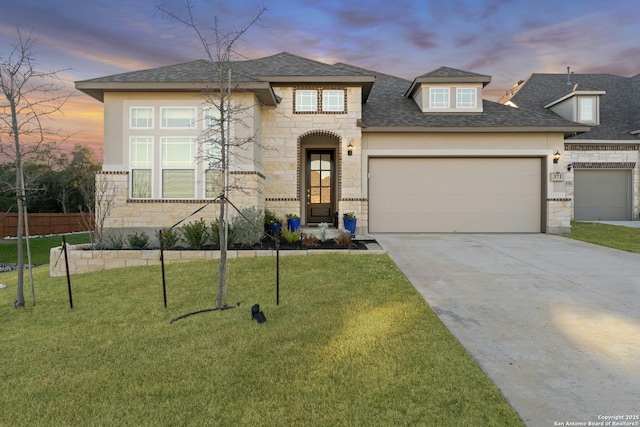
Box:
298;131;341;225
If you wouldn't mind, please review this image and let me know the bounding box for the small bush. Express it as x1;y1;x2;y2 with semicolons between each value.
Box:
281;228;301;243
210;219;236;248
126;232;150;249
181;218;210;249
232;207;264;246
264;209;279;228
157;228;180;250
103;230;126;250
335;231;352;247
301;233;319;247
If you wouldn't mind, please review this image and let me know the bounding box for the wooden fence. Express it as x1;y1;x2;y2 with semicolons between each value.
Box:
0;213;94;238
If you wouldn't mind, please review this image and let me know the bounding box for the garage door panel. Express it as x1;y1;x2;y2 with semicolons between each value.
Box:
574;170;630;221
369;158;542;232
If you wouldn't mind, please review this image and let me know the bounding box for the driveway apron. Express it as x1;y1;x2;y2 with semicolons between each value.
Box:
373;233;640;427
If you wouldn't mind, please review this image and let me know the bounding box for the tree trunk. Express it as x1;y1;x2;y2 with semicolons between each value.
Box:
14;158;25;308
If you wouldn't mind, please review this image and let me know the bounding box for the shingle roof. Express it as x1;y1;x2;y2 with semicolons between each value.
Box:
501;73;640;140
77;52;587;134
336;63;584;132
76;52;375;103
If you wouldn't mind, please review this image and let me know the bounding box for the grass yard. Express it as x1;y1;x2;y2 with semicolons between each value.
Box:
568;221;640;253
0;254;523;426
0;233;92;266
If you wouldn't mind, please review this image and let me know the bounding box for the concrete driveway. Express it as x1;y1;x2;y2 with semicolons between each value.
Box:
373;233;640;427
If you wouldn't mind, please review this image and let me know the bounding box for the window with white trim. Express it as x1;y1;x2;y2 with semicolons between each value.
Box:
295;90;318;112
161;107;197;129
130;137;153;198
578;97;596;123
130;107;153;129
322;90;345;112
430;88;450;108
161;137;196;198
456;88;477;108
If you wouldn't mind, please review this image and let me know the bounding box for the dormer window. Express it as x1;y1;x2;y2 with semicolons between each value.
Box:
457;88;477;109
429;88;450;108
578;96;596;123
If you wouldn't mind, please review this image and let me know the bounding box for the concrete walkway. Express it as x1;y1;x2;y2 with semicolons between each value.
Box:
373;233;640;427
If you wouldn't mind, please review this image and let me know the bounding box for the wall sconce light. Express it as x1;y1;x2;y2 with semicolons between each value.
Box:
553;150;561;164
347;142;353;156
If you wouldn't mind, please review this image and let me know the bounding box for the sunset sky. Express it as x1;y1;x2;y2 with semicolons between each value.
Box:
1;0;638;159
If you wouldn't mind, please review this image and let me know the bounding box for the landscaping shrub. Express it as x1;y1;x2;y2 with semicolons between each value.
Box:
334;231;352;247
181;218;210;249
210;219;237;248
231;207;264;246
126;232;150;249
281;228;300;243
157;228;180;250
301;233;319;247
103;230;126;250
317;222;329;241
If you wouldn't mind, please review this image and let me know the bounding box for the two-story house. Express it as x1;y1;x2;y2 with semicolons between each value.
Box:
75;52;587;234
500;69;640;221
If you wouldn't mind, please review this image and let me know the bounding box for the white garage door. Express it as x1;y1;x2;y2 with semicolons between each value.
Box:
369;157;542;232
574;170;631;221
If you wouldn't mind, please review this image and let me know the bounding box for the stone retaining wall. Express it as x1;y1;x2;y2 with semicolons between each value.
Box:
49;244;386;277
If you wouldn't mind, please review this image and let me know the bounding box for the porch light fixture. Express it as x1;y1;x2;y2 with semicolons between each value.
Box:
553;150;561;164
347;142;353;156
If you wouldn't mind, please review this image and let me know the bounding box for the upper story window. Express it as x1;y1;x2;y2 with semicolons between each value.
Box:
578;96;596;123
294;88;346;113
429;88;450;108
295;90;318;112
130;107;153;129
456;88;477;109
322;90;345;112
161;107;197;129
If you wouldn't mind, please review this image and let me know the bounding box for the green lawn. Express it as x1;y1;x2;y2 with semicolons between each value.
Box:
0;233;91;266
568;221;640;253
0;254;523;426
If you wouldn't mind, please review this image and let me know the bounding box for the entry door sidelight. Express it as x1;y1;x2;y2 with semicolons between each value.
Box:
306;150;334;223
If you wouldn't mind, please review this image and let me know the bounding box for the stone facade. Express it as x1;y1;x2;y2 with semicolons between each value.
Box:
565;143;640;219
50;244;386;277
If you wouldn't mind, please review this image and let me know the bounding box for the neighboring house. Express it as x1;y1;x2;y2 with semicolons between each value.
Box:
500;70;640;221
75;52;587;234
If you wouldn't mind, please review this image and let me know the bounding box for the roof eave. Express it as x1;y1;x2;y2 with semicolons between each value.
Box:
404;75;492;97
264;75;376;102
361;125;590;137
74;81;280;106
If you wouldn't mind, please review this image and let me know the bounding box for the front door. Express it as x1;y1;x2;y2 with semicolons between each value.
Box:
306;150;334;223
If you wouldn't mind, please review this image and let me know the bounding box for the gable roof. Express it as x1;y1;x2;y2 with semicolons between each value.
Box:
405;66;492;97
336;63;587;135
75;52;375;105
76;52;588;136
500;73;639;140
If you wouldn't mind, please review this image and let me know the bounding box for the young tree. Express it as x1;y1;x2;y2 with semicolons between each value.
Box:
0;28;72;307
157;1;266;309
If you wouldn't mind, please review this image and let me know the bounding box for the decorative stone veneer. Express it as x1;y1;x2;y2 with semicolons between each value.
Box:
564;143;640;219
547;198;571;234
49;244;386;277
261;86;364;229
98;171;265;229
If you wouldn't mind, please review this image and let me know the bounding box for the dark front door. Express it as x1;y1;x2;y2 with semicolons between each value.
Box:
306;150;334;223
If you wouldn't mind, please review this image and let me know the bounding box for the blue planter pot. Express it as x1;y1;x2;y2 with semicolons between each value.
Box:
287;218;301;232
267;222;282;235
343;218;357;235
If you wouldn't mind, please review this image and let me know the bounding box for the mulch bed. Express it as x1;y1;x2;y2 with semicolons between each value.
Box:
174;235;376;251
